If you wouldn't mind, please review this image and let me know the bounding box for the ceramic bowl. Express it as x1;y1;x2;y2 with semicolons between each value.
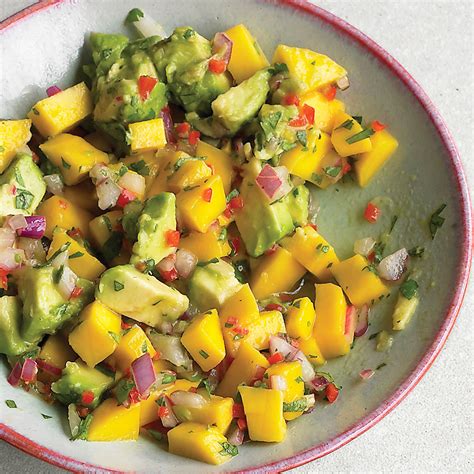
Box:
0;0;471;472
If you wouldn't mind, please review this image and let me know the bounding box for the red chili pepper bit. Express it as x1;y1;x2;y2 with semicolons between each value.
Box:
232;403;245;419
208;58;227;74
158;405;170;417
371;120;386;132
117;189;136;208
31;151;40;163
188;130;200;146
232;325;249;336
165;229;180;247
175;122;191;137
0;271;9;291
10;184;16;196
76;406;90;418
325;383;339;403
121;320;132;330
68;228;83;239
301;104;315;125
229;237;241;256
129;387;141;404
225;317;238;327
229;195;244;211
202;188;213;202
138;75;158;101
308;223;318;231
367;251;376;263
267;352;284;365
264;244;278;256
152;351;162;361
69;286;83;299
237;418;247;431
283;93;300;106
324;85;337;101
265;303;284;312
160;267;178;282
81;390;95;405
342;162;352;175
364;202;381;223
58;199;68;209
288;114;308;128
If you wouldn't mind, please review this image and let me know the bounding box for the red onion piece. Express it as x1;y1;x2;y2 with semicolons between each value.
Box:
18;216;46;239
131;353;156;397
212;32;233;66
169;390;207;408
157;254;176;273
57;265;77;300
344;305;357;344
253;365;266;382
354;304;370;337
175;249;197;278
255;164;291;203
359;369;375;380
377;248;409;281
7;362;22;386
227;425;245;446
7;214;27;231
0;228;16;250
20;358;38;383
269;335;298;360
46;85;62;97
159;107;175;143
292;350;315;382
36;358;62;377
309;375;329;392
160;396;179;428
96;178;121;210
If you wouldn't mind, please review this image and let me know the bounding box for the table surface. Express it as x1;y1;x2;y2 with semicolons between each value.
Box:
1;0;473;472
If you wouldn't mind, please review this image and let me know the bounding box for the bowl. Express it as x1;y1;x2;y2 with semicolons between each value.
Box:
0;0;472;472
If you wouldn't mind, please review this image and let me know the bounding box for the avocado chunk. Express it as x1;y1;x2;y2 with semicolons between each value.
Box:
188;259;242;311
122;200;144;241
0;153;46;221
282;184;309;227
96;265;189;327
0;296;32;356
51;360;114;408
17;266;94;344
131;193;176;265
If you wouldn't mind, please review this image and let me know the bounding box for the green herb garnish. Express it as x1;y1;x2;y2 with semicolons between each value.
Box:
346;128;375;144
113;280;124;291
41;413;53;419
336;119;354;130
296;130;307;147
5;400;17;408
15;189;34;210
400;279;418;300
70;414;93;441
115;379;135;405
283;398;307;412
129;160;150;176
125;8;144;23
323;166;342;178
199;349;209;359
429;204;446;239
219;442;238;457
61;158;71;169
69;251;84;259
408;246;425;257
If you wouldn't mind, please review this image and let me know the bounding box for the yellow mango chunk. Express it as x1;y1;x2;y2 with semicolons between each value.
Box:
87;398;140;441
250;246;306;300
216;341;269;398
111;325;156;372
331;111;372;157
39;133;109;185
168;422;235;465
181;309;225;372
354;128;399;187
89;210;122;249
37;195;92;240
179;226;230;261
176;175;227;233
0;119;32;173
63;180;99;214
331;254;389;306
285;297;316;340
299;91;345;133
239;386;286;442
47;229;106;281
225;24;269;84
298;336;326;366
68;301;121;367
128;118;167;153
243;310;286;351
280;226;339;281
272;44;347;93
168;159;212;194
196;140;234;194
122;151;161;193
313;283;350;359
265;361;305;421
28;82;93;137
392;294;419;331
313;149;348;189
37;334;76;383
146;150;187;197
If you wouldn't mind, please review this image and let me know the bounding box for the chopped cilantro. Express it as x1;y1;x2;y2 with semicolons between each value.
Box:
69;251;84;259
311;173;323;184
346;128;375;144
102;215;113;232
102;231;123;262
199;349;209;359
61;158;71;169
233;259;250;283
352;115;363;124
376;363;387;370
141;341;148;353
52;265;64;284
41;413;53;419
197;257;219;267
70;413;93;441
15;189;34;210
199;378;212;397
283;398;307;412
118;165;128;177
389;215;398;233
161;373;176;385
125;7;144;23
218;228;227;241
129;160;150;176
108;331;120;343
296;130;307;147
336;119;354;130
183;28;195;39
113;280;124;291
226;189;240;202
5;400;17;408
323;166;342;178
32;107;40;115
115;379;135;404
368;332;380;340
219;442;238;457
429;204;446;239
295;376;304;383
408;246;425;257
400;279;418;300
174;155;205;171
15;169;25;186
271;63;289;75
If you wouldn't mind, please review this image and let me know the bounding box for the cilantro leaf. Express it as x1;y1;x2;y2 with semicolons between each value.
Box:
400;279;418;300
429;204;446;239
125;8;144;23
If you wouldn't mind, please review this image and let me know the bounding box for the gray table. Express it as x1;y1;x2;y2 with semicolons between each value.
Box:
1;1;472;472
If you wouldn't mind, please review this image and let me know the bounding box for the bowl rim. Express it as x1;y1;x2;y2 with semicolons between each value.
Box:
0;0;472;472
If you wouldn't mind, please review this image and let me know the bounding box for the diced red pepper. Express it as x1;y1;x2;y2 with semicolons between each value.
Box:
115;96;123;102
265;303;284;312
225;317;238;327
308;223;318;231
208;58;227;74
283;93;299;106
76;406;90;418
81;390;95;405
223;207;233;219
0;271;8;291
160;267;178;282
371;120;386;132
152;351;162;361
264;244;278;256
121;320;132;330
138;75;158;101
58;199;68;209
342;162;352;175
202;188;213;202
117;189;136;208
69;286;83;299
158;405;170;418
68;228;83;239
364;202;381;223
279;293;294;303
325;383;339;403
11;184;16;196
367;251;376;263
301;104;315;125
288;114;308;128
175;122;191;136
31;151;40;163
229;195;244;211
165;229;180;247
129;387;141;404
267;352;284;365
237;418;247;430
188;130;200;146
233;325;249;336
229;237;240;256
232;403;245;419
323;85;337;101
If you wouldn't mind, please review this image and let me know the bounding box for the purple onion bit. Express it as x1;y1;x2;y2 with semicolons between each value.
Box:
131;353;156;397
46;85;62;97
18;216;46;239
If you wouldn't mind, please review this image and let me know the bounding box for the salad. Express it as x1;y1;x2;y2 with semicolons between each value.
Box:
1;9;428;465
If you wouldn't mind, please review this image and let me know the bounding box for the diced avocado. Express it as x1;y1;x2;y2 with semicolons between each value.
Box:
122;200;144;241
89;33;129;77
96;265;189;327
0;153;46;221
282;184;309;227
0;296;32;356
188;259;241;311
17;266;94;344
131;193;176;265
51;360;114;408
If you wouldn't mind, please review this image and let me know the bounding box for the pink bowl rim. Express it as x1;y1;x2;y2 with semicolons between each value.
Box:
0;0;472;472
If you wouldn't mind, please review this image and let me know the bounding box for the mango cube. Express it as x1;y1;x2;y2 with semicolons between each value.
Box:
181;309;225;371
243;310;286;351
68;301;121;367
299;91;345;133
285;297;316;340
354;128;399;187
0;119;32;173
250;246;306;300
239;386;286;442
392;294;419;331
196;140;234;194
28;82;93;137
63;180;99;214
168;159;212;194
87;398;140;441
331;111;372;157
147;150;188;197
37;334;76;382
298;336;326;366
331;254;389;306
179;226;231;261
89;210;122;249
176;175;227;233
280;226;339;281
122;151;160;193
129;118;167;153
225;24;270;84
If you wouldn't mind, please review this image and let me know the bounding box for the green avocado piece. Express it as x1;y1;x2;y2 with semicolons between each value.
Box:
89;32;129;77
0;154;46;221
121;200;144;241
0;296;32;356
282;184;309;227
131;193;176;265
188;259;242;311
17;266;94;344
51;360;114;408
96;265;189;327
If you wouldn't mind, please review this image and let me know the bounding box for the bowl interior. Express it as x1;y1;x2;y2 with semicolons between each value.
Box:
0;0;469;472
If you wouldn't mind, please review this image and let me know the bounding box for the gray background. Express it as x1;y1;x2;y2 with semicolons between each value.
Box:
1;0;472;472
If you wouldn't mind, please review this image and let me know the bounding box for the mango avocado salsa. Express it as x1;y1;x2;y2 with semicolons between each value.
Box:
1;10;433;466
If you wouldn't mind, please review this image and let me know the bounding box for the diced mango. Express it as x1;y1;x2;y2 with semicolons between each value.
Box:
331;254;389;306
176;175;227;233
354;128;399;187
298;336;326;366
122;151;161;193
239;386;286;442
265;361;305;421
225;24;270;84
89;210;122;249
280;226;339;281
392;294;419;331
181;309;225;372
331;111;372;157
168;159;212;193
128;118;167;153
243;310;286;351
196;140;235;194
313;283;350;359
28;82;93;137
299;91;345;133
179;226;231;261
313;149;348;189
39;133;109;185
168;422;235;465
216;341;269;398
147;150;188;197
272;45;347;93
250;246;306;300
0;119;32;173
285;297;316;340
37;195;92;239
68;301;121;367
87;398;140;441
63;180;99;214
37;334;76;382
47;229;106;281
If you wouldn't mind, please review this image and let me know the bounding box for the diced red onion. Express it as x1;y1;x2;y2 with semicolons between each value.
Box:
377;248;409;281
18;216;46;239
169;390;207;408
90;164;112;185
131;11;168;38
46;85;62;96
175;249;197;278
270;375;287;391
336;76;350;91
309;375;329;392
292;351;315;382
118;172;145;198
96;177;121;210
57;265;78;300
20;358;38;383
7;214;27;231
43;174;64;195
256;165;292;203
157;253;176;273
0;228;16;250
0;248;25;271
344;305;357;344
160;396;179;428
131;353;156;397
159;107;175;143
354;304;369;337
353;237;376;257
36;358;62;377
227;425;245;446
269;335;298;360
7;362;22;386
359;369;375;380
68;403;82;438
212;32;233;66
